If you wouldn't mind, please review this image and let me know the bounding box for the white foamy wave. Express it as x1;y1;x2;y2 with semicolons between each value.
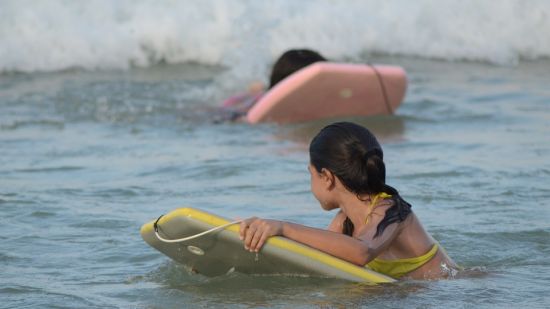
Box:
271;0;550;65
1;0;550;73
0;0;240;72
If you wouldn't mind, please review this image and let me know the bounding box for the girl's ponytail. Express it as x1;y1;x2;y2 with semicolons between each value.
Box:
374;184;412;237
365;153;385;194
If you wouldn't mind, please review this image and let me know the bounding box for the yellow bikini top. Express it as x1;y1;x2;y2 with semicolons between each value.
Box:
367;244;439;279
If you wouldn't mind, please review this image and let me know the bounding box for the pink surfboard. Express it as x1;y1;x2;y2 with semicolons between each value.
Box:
246;63;407;124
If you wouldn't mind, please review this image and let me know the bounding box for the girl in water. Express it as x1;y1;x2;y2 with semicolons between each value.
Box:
239;122;458;279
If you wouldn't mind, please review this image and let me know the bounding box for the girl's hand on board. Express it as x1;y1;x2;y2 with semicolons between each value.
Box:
239;217;283;252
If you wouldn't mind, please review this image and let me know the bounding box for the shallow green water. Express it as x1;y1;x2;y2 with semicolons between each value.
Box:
1;57;549;308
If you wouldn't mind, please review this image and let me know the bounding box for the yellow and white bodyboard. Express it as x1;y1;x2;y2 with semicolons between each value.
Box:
140;207;395;283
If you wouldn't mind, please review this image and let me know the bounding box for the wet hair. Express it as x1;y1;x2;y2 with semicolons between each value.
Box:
309;122;412;238
269;49;326;88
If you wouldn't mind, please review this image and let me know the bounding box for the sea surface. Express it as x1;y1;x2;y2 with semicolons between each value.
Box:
1;1;550;308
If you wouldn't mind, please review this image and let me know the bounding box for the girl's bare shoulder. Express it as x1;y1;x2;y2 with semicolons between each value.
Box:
327;210;347;232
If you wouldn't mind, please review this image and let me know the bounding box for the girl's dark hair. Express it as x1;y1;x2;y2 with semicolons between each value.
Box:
269;49;326;88
309;122;412;238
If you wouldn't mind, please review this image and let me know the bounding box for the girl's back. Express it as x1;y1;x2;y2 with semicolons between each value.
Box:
370;207;458;279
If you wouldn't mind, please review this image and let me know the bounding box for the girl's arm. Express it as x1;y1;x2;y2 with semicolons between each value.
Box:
281;221;371;265
239;216;401;266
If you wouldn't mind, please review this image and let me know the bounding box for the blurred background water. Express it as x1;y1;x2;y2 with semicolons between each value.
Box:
1;1;549;308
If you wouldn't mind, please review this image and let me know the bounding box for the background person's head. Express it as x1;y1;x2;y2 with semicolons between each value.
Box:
269;49;326;88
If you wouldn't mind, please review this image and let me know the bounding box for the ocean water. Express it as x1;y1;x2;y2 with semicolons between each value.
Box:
1;1;550;308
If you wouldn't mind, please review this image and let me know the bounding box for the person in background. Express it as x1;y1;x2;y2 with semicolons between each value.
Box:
220;49;326;121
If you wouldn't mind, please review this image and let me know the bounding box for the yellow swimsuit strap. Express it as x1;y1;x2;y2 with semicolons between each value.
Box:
365;192;392;224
